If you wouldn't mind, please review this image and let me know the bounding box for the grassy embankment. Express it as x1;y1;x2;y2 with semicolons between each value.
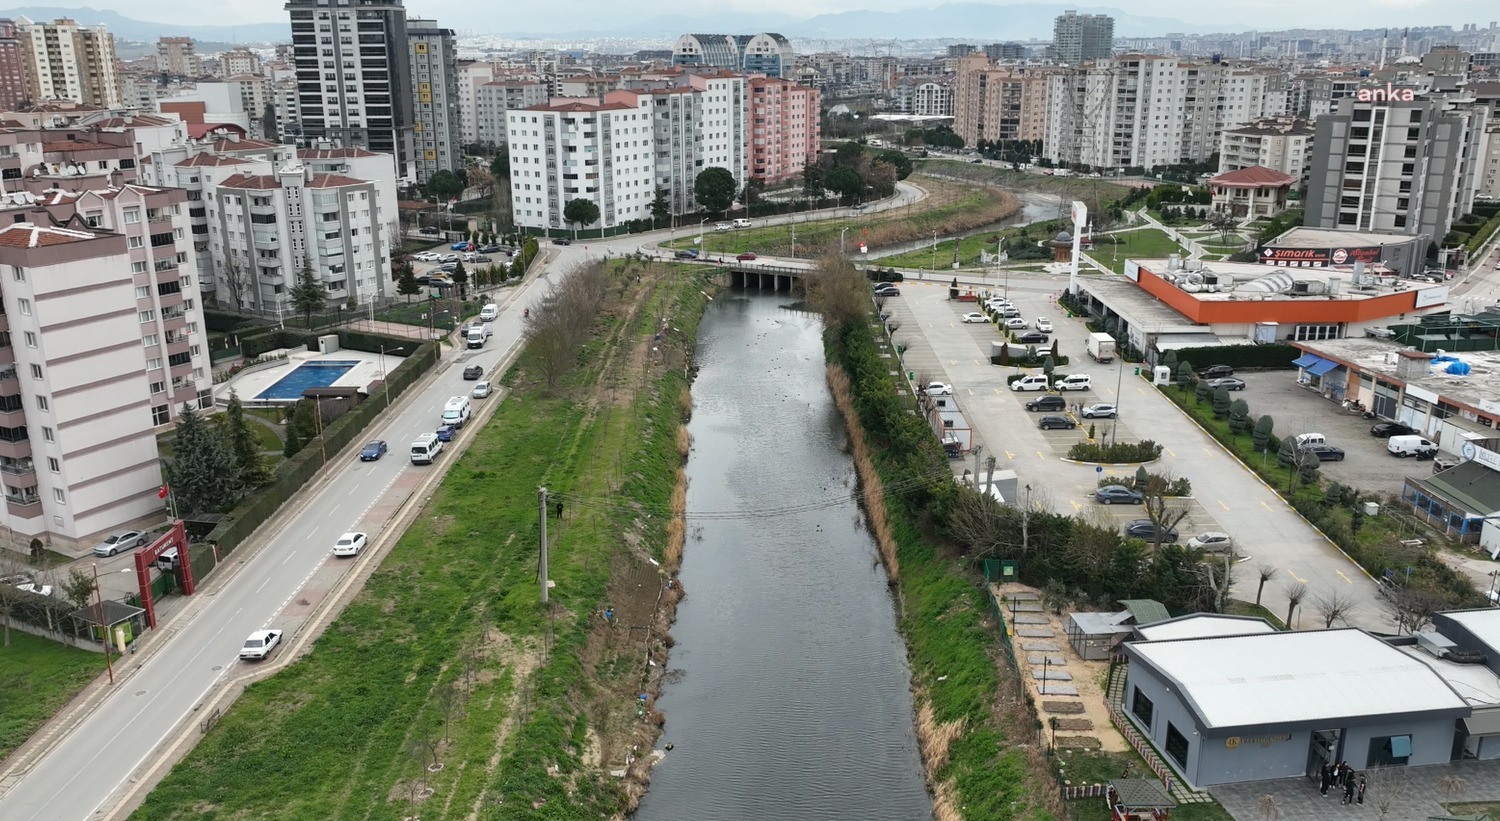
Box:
130;261;711;820
1089;228;1189;274
0;634;103;761
664;173;1019;258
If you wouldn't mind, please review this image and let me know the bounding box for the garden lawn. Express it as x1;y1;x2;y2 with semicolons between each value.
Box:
131;265;709;820
0;633;103;761
1093;229;1188;273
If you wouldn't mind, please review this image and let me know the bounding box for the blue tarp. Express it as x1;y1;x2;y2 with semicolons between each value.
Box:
1292;354;1321;368
1307;359;1341;377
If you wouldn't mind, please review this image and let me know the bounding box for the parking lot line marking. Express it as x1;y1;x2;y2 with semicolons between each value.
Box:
1336;569;1354;584
1071;500;1082;512
1165;447;1176;458
1285;568;1308;583
1203;447;1214;456
1218;500;1229;511
1035;450;1046;460
1260;501;1274;512
1005;451;1016;459
994;387;1005;395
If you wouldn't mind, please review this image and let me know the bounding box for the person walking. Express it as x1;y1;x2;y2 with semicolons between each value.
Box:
1356;774;1366;804
1341;772;1356;805
1319;762;1332;797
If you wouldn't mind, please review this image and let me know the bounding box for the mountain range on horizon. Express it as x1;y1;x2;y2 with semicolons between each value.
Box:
0;2;1487;46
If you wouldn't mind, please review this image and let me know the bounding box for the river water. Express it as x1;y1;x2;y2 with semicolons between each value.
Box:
632;293;932;821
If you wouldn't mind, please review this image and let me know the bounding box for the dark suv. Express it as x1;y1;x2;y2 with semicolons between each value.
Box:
463;365;484;380
1025;395;1066;412
1038;415;1076;430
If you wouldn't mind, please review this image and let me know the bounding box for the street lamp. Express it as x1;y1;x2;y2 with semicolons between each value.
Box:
1112;359;1126;446
929;230;938;278
379;345;405;409
92;565;132;685
840;226;850;256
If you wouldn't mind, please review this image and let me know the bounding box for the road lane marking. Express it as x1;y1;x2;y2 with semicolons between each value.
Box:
1164;447;1176;458
1285;568;1308;583
1336;570;1354;584
255;577;270;594
1218;500;1229;511
1070;500;1081;512
1035;450;1046;460
1260;501;1274;512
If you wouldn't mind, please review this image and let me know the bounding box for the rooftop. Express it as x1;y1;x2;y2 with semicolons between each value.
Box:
1272;226;1422;250
1296;337;1500;419
297;147;379;160
1134;613;1278;642
1135;257;1443;304
1126;629;1469;731
0;222;98;248
1209;166;1296;187
1082;275;1209;334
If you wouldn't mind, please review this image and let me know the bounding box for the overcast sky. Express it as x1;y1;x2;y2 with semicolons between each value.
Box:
23;0;1493;33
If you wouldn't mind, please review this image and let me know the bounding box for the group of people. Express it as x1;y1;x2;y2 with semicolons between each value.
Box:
1319;761;1366;805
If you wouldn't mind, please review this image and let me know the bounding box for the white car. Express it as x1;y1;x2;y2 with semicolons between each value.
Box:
1002;317;1027;329
413;252;439;262
1036;318;1053;332
1186;532;1234;553
985;298;1011;309
960;312;990;324
1081;403;1117;419
472;381;492;398
924;382;954;396
333;531;368;557
240;629;283;660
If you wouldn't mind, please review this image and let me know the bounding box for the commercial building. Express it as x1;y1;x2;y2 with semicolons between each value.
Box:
1306;95;1488;247
0;20;31;111
285;0;412;182
671;33;795;78
406;18;460;184
156;37;201;77
1218;116;1315;186
1052;11;1114;64
474;80;547;147
953;57;1049;148
749;76;820;185
16;17;123;108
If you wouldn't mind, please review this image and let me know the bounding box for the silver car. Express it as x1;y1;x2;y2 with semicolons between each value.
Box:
93;530;147;557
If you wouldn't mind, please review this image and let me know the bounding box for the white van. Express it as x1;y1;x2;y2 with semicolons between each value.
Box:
732;218;752;228
466;324;490;349
411;432;443;465
1388;435;1438;458
1055;374;1092;391
1010;374;1051;392
479;303;499;322
442;396;471;428
1293;433;1326;448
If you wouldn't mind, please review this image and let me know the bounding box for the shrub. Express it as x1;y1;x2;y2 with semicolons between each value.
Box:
1167;343;1301;370
1067;440;1162;463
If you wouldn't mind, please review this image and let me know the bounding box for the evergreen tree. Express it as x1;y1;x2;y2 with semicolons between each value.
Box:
166;403;242;516
451;260;469;300
396;261;421;301
223;389;270;490
289;256;327;329
650;188;672;225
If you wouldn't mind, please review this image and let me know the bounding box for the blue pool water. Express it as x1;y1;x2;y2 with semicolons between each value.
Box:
255;360;360;400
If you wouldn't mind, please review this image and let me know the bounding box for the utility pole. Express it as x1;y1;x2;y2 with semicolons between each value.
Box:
986;455;997;490
971;444;983;489
538;487;549;604
1022;484;1032;554
313;396;326;465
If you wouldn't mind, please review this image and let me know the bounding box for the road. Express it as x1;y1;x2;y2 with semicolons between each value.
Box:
0;290;540;820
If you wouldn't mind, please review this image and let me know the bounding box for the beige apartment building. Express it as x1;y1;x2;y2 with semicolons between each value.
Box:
16;17;122;108
953;55;1049;149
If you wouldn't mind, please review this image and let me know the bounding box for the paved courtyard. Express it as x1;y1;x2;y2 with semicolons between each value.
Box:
1213;758;1500;820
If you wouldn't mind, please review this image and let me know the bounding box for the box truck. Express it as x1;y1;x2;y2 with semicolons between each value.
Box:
1086;333;1116;363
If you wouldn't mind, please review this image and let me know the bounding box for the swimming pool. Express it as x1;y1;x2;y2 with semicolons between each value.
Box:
255;360;360;400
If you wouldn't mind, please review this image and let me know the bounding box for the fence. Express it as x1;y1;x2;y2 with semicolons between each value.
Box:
1105;699;1176;795
1060;783;1110;800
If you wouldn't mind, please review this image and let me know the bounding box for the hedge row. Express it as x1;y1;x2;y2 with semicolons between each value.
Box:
204;334;440;556
1166;343;1300;370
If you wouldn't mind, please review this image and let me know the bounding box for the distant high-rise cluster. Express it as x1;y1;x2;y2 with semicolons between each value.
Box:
1052;10;1115;64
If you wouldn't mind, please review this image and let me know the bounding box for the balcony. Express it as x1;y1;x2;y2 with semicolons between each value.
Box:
0;430;31;461
0;456;33;476
5;493;39;517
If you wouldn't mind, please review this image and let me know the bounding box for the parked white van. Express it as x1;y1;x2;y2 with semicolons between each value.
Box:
1055;374;1092;391
732;218;753;228
1293;432;1326;448
1387;435;1438;458
442;396;471;428
411;432;443;465
1010;374;1051;392
479;303;499;322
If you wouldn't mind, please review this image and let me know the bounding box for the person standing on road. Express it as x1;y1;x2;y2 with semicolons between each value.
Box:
1319;762;1332;796
1341;772;1356;805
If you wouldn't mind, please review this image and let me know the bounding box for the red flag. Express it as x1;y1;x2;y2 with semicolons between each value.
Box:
158;484;169;499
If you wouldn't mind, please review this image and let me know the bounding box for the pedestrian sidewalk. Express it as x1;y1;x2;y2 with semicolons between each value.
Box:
1213;758;1500;820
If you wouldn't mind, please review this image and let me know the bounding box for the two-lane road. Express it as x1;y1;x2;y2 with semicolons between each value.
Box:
0;295;538;820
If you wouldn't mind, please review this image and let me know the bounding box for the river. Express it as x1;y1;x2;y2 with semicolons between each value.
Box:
632;293;932;821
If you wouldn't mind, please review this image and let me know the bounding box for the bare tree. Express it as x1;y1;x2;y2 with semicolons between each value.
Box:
1365;766;1407;820
1253;562;1278;607
1255;794;1280;821
1312;589;1359;628
523;261;609;388
1384;585;1450;635
1284;581;1308;629
221;255;250;312
1141;474;1192;555
1196;551;1235;613
943;490;1020;558
1436;774;1467;803
435;682;464;742
804;251;874;333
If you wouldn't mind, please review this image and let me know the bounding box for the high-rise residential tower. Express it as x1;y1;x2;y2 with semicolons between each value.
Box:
406;18;461;184
16;17;123;107
1052;11;1114;64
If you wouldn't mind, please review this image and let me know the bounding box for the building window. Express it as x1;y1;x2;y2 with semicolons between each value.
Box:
48;457;59;472
23;332;36;348
17;298;29;316
151;381;166;394
1131;688;1155;728
1368;735;1411;767
124;208;140;223
1165;723;1190;768
35;396;46;411
129;236;143;249
147;357;162;370
152;404;169;425
53;488;64;503
139;310;155;323
143;334;158;346
41;426;53;442
11;266;22;281
132;261;147;273
135;285;150;299
29;364;41;379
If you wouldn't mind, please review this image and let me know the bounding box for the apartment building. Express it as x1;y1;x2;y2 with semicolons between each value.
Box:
285;0;412;181
953;56;1050;148
506;93;657;231
0;180;210;548
1219;117;1315;185
475;80;547;147
1306;96;1488;250
455;60;493;145
157;37;201;77
890;79;953;117
1480;120;1500;200
221;47;262;78
749;75;819;184
159;76;279;139
626;70;748;216
1053;11;1114;64
406;18;460;184
119;70;158;111
0;20;29;111
672;33;795;78
16;17;123;108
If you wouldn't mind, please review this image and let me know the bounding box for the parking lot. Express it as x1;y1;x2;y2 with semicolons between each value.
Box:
880;273;1389;630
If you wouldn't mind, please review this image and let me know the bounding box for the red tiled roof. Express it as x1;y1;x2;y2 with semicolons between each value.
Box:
1210;166;1296;187
0;223;97;248
187;122;247;139
217;173;282;190
298;147;379;159
175;154;250;168
212;137;277;152
41;140;120;153
304;173;367;188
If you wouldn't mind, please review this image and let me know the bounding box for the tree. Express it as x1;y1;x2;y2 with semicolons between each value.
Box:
489;146;510;179
289;257;327;328
740;177;764;206
562;198;600;236
693;166;737;213
1211;386;1232;419
1208;210;1238;244
1283;581;1308;628
396;261;421;301
220;256;249;311
222;389;271;491
467;165;496;196
427;169;464;202
1313;588;1358;628
1194;379;1213;405
166;403;242;516
1252;414;1275;452
802;164;825;198
1175;361;1195;389
1228;398;1251;435
1140;474;1192;557
805;251;874;335
450;260;469;300
825;166;865;202
1253;562;1277;607
650;187;671;225
877;149;913;180
866;160;898;197
261;101;278;142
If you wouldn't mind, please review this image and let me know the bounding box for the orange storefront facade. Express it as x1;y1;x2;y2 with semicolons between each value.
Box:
1133;268;1428;326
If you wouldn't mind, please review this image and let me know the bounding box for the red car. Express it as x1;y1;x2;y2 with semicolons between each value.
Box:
736;252;757;261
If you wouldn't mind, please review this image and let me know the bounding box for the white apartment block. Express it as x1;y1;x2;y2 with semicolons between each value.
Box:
407;18;461;184
627;71;748;216
1219;117;1315;184
272;78;299;142
891;80;953;117
221;48;262;78
16;17;123;108
1480;121;1500;200
475;81;547;147
119;70;159;111
157;37;201;77
506;94;657;232
0;181;211;548
455;60;493;145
